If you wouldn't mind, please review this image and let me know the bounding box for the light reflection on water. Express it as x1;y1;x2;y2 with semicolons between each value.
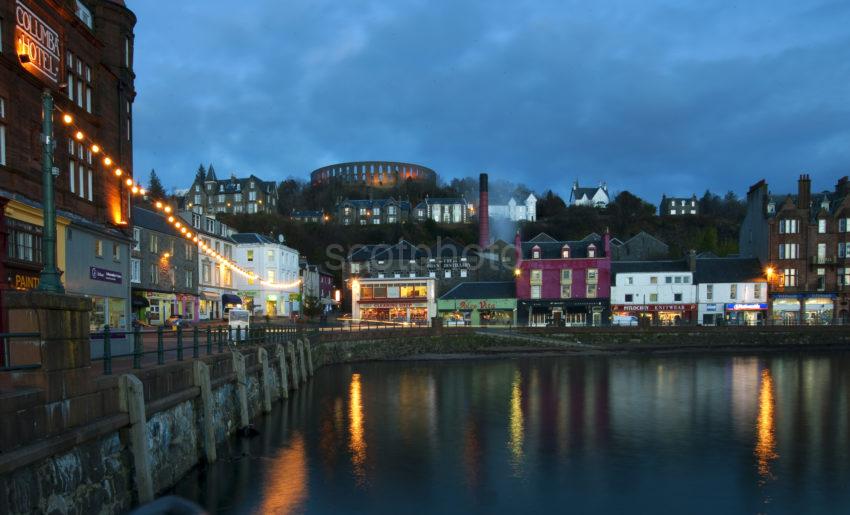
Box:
174;353;850;514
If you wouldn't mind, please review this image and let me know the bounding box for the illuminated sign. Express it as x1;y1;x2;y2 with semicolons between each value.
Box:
612;304;696;312
725;303;767;311
90;267;123;284
15;1;60;83
11;273;39;290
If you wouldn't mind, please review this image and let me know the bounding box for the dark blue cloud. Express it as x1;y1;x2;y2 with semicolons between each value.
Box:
131;0;850;201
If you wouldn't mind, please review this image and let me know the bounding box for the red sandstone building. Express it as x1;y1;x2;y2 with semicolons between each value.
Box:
0;0;136;331
740;175;850;323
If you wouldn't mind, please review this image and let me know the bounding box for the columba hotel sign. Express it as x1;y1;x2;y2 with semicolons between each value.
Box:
15;0;61;83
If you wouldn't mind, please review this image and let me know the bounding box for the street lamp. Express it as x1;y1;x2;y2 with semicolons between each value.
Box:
36;90;64;293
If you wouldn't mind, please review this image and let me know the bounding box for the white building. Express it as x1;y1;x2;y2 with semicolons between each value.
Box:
489;194;537;222
231;233;300;317
570;181;609;208
610;259;697;324
694;258;768;325
351;277;437;323
180;211;239;320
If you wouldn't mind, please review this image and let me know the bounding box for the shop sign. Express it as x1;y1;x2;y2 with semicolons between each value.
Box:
15;1;60;83
705;304;718;312
726;303;767;311
360;302;424;309
612;304;696;312
459;300;496;310
90;267;122;284
289;293;301;302
9;271;39;290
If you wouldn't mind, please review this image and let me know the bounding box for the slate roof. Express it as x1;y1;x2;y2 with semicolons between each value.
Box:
339;198;411;209
414;197;468;209
132;206;181;235
611;260;690;285
439;281;516;300
198;173;276;194
528;233;558;243
572;187;602;199
231;233;278;245
430;238;478;258
520;235;605;259
348;240;423;261
694;258;764;284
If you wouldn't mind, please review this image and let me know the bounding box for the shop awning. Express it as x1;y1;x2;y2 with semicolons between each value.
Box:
222;293;243;306
132;296;150;308
201;291;219;301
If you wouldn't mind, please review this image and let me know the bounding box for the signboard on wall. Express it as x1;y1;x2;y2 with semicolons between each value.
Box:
90;267;123;284
15;1;61;83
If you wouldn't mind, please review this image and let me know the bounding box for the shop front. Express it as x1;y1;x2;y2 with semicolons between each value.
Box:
143;292;177;325
611;303;696;325
352;278;436;324
769;293;836;325
176;293;199;322
724;302;768;325
803;295;835;325
222;293;244;314
438;298;517;327
200;291;220;320
520;299;609;327
770;295;801;324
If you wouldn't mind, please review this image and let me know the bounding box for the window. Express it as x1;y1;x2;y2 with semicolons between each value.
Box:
75;1;93;28
149;234;158;253
819;219;827;233
185;271;193;288
530;269;542;285
778;219;798;234
586;284;597;298
95;239;103;257
674;276;682;284
706;284;713;300
783;268;797;287
131;258;140;283
839;268;850;286
132;227;141;251
247;250;254;262
185;242;192;260
650;276;658;284
683;276;691;283
587;245;596;258
665;276;672;284
217;194;225;203
840;219;850;233
530;285;541;299
68;138;93;200
778;243;799;259
561;245;570;258
0;97;6;166
249;191;257;201
838;242;850;258
649;293;659;302
627;277;634;285
730;284;737;299
265;249;274;261
66;52;93;113
125;36;131;67
561;269;572;283
460;269;467;278
586;268;598;283
267;270;275;282
532;246;541;259
149;264;158;284
202;263;211;283
754;283;762;299
6;219;42;264
112;243;120;261
625;294;634;302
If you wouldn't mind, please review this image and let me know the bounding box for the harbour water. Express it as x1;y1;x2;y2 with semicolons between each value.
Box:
173;352;850;514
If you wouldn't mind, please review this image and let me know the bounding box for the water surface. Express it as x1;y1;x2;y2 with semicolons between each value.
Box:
174;353;850;514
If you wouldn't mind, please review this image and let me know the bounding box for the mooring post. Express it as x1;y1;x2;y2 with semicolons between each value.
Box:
119;374;154;504
297;339;307;383
232;350;250;430
289;342;300;389
304;336;314;376
258;347;272;412
276;344;289;399
192;361;217;463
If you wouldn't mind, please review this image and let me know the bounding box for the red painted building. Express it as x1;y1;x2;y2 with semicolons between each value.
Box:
515;232;612;326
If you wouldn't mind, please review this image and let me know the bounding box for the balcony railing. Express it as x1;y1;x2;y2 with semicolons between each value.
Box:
810;256;839;265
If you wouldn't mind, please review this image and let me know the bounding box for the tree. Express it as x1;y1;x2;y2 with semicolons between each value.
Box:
302;295;323;319
194;164;206;184
147;169;167;200
537;190;567;219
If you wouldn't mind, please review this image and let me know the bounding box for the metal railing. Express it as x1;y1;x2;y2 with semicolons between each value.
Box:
0;332;42;371
91;324;300;375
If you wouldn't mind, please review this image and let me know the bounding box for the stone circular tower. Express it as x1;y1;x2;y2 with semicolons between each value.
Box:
310;161;437;188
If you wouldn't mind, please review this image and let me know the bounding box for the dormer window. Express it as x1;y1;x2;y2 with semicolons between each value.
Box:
561;244;570;259
532;245;541;259
587;244;597;258
766;201;776;214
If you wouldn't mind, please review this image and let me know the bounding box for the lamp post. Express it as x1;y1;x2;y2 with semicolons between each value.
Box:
37;90;64;293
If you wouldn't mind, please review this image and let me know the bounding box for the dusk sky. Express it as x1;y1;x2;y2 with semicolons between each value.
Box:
131;0;850;201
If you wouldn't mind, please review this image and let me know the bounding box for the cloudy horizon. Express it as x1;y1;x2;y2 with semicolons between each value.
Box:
131;0;850;200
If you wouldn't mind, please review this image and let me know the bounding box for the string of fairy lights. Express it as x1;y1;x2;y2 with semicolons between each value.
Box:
55;107;301;291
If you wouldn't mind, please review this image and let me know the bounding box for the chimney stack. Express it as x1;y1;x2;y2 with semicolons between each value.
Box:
798;174;811;209
479;173;490;248
836;176;849;197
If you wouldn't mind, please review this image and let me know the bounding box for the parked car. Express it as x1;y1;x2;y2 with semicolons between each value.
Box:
612;315;639;326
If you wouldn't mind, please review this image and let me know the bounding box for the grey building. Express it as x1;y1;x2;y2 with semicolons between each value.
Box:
131;206;198;325
660;195;698;216
611;232;670;261
64;218;132;336
183;167;277;215
413;197;471;224
337;198;411;225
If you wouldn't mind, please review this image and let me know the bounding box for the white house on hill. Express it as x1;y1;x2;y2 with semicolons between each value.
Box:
570;181;609;208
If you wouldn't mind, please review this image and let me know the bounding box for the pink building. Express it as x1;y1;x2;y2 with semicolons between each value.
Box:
515;232;612;326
